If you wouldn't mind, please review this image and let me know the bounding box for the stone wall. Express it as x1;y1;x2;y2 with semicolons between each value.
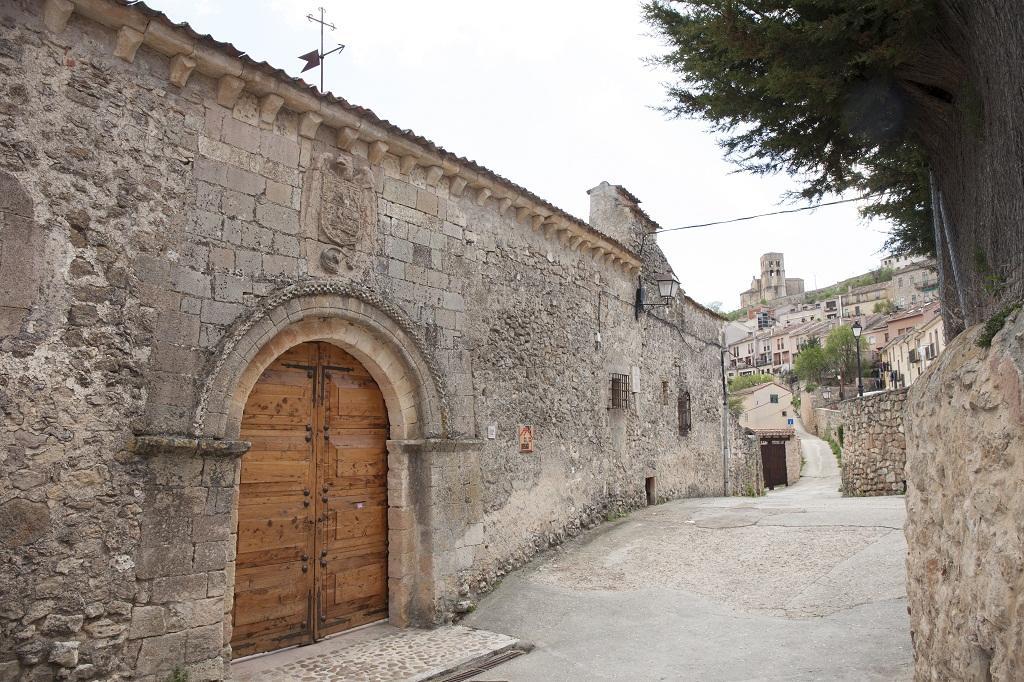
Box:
904;310;1024;680
799;392;817;433
0;3;727;680
814;408;842;440
729;423;763;496
785;436;802;487
839;390;907;496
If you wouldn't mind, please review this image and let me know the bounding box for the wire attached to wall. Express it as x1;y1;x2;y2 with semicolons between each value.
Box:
653;195;870;235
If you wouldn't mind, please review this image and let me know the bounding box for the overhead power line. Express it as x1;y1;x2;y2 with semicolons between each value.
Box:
653;195;870;234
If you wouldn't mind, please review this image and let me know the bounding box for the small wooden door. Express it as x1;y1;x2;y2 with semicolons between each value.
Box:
760;438;788;490
231;342;389;658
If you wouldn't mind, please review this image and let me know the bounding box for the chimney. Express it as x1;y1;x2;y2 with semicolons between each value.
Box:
587;181;654;249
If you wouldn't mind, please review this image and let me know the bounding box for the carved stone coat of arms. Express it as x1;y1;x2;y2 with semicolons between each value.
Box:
301;154;377;273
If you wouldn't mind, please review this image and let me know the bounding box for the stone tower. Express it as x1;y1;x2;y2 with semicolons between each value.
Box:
739;252;804;307
760;252;786;300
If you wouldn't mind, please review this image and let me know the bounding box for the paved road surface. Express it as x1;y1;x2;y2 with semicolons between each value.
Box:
464;423;912;681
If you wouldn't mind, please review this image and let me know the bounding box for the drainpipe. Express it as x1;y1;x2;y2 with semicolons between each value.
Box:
720;330;731;496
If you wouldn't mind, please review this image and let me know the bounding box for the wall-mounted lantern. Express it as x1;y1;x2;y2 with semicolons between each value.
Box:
635;273;681;320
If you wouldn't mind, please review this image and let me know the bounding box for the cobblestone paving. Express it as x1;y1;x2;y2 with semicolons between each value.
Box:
233;625;519;682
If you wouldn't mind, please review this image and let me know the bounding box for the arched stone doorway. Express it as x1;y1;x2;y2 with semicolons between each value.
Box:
230;341;390;658
132;283;486;668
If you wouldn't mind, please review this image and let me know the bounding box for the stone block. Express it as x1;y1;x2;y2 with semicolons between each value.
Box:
385;237;414;263
221;118;260;153
0;661;21;682
150;574;208;604
40;614;83;635
192;542;227;572
416;190;439;216
265;179;294;207
184;655;228;681
83;618;127;639
222;190;255;220
212;273;246;303
193;157;226;185
200;299;246;326
443;292;465;312
255;202;299;235
136;544;193;579
135;631;186;676
235;248;263;276
168;265;211;298
154;310;201;346
206;570;227;597
185;623;223;663
261;131;300;167
166;597;223;631
388;508;414;531
192;514;232;542
263;254;300;277
223;166;266;196
48;641;79;668
273;232;301;257
383;177;418;208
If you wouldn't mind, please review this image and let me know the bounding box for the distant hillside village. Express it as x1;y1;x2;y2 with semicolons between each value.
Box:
725;252;943;401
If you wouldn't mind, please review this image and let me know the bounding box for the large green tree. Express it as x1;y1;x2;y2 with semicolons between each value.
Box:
824;325;871;388
794;343;828;386
645;1;1024;335
795;328;871;393
644;0;936;258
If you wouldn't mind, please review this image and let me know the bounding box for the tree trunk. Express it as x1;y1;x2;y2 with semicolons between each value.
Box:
898;0;1024;336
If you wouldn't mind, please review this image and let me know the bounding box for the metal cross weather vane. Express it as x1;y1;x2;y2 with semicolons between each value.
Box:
299;7;345;93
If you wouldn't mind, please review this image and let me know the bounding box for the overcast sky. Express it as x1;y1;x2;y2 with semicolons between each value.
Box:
150;0;894;310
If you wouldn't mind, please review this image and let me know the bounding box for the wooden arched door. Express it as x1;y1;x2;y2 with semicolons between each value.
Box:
231;342;390;658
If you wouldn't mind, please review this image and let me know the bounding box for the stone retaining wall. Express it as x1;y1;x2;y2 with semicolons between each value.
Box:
786;437;802;487
905;311;1024;679
839;390;907;496
814;408;842;440
729;423;763;496
799;393;817;433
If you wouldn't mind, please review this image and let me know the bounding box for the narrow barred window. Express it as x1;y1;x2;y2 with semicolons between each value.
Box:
610;373;630;410
678;390;691;435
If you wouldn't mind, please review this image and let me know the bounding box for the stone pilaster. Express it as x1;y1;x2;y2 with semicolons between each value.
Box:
386;439;483;627
129;437;248;681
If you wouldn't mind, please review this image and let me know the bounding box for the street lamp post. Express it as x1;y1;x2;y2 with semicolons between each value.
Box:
852;321;864;397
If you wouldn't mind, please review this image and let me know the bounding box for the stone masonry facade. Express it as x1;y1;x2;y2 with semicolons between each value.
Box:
729;424;763;497
839;390;907;496
0;2;732;680
904;311;1024;680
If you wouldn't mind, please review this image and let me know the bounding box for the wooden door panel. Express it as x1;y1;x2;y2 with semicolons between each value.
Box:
316;345;389;638
231;559;311;657
325;493;388;546
233;341;389;656
319;547;388;635
232;343;317;658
